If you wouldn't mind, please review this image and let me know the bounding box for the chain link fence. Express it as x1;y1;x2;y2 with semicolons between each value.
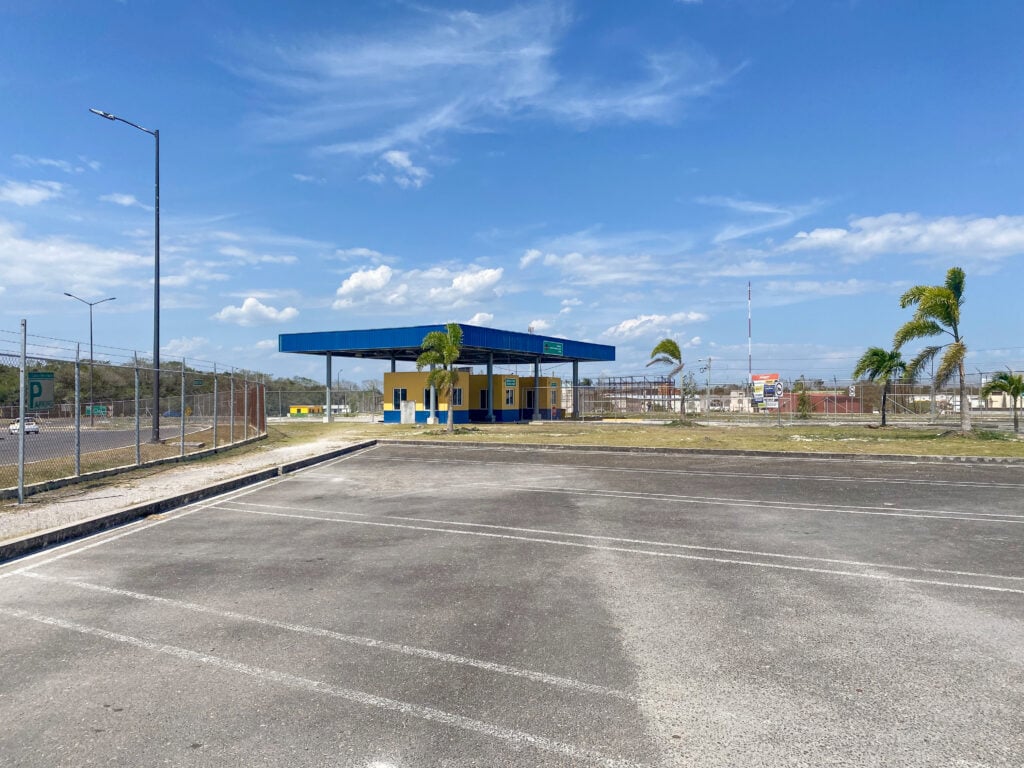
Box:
1;328;266;501
264;388;383;420
566;375;1020;427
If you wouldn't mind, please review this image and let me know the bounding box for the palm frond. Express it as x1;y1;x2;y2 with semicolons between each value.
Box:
903;345;940;382
893;318;944;349
944;266;966;302
981;371;1024;399
898;285;930;309
934;340;966;388
649;338;682;363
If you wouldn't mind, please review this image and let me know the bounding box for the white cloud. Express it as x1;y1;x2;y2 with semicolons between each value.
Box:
781;213;1024;263
12;154;99;174
560;297;582;314
602;311;708;340
0;180;64;206
528;319;551;333
100;192;152;210
520;248;543;268
239;4;733;169
255;338;277;350
337;265;393;296
468;312;494;325
698;195;822;243
0;219;148;300
217;244;298;265
213;297;299;326
379;150;431;189
162;336;211;358
426;267;504;306
292;173;325;184
336;246;388;262
333;263;503;311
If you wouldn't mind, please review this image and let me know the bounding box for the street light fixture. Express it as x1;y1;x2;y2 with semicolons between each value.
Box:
89;107;161;442
64;293;116;427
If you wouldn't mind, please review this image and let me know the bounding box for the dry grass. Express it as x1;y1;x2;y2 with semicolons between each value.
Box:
274;419;1024;459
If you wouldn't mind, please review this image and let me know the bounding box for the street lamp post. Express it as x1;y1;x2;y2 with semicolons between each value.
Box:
63;293;115;427
89;108;161;442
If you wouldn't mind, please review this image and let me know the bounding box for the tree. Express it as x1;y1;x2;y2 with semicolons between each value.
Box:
852;347;907;427
981;369;1024;433
417;322;463;433
647;338;685;418
893;266;970;433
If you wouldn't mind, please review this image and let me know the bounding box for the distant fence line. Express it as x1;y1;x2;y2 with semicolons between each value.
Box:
1;334;266;501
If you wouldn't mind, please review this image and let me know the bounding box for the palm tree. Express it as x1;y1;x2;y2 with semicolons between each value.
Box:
852;347;907;426
893;266;971;433
417;322;463;433
647;338;685;417
981;369;1024;433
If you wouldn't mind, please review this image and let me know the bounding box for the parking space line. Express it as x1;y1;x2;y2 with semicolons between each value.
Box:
0;606;650;768
218;499;1024;583
369;454;1024;490
0;477;284;579
477;483;1024;523
17;571;638;702
214;503;1024;595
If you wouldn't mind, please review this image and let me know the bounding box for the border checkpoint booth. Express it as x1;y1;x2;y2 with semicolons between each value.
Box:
278;324;615;425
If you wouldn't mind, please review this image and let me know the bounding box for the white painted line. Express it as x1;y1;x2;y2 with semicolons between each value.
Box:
216;499;1024;584
370;454;1024;491
217;504;1024;595
0;474;282;579
19;571;637;702
0;606;649;768
482;483;1024;524
385;441;1022;471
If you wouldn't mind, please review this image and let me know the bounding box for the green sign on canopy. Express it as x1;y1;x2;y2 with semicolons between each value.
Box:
542;341;563;356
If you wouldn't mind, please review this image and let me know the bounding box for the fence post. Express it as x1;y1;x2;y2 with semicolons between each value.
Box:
74;344;81;477
134;354;141;466
230;370;235;445
243;376;249;440
180;359;186;457
18;319;26;504
213;363;218;449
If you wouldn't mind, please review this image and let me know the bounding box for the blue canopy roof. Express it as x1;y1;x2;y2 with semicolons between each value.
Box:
279;324;615;366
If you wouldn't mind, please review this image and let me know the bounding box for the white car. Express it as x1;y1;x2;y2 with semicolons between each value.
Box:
9;418;40;435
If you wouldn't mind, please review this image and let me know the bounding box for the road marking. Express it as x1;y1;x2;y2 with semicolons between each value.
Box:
214;503;1024;595
216;499;1024;583
17;571;638;702
464;482;1024;524
0;476;281;579
0;606;650;768
369;453;1024;490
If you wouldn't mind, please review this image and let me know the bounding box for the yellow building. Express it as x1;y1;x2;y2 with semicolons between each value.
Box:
383;372;561;424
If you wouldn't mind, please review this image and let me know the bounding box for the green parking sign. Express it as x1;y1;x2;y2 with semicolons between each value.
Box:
28;372;54;410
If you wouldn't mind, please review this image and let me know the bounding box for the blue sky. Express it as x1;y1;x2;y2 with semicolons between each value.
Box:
1;0;1022;386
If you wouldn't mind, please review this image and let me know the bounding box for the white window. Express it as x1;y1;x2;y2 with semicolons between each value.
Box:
392;388;407;410
505;388;515;406
451;388;463;407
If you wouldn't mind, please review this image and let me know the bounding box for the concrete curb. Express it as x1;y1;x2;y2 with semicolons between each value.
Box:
0;440;377;565
379;438;1024;465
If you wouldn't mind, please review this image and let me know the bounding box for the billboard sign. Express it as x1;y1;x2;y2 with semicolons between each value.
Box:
752;373;781;409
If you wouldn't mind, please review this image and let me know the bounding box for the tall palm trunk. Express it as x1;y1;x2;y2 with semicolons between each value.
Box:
958;362;971;432
881;380;888;427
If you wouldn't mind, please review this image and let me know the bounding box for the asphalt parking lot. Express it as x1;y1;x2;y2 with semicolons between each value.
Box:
2;442;1022;767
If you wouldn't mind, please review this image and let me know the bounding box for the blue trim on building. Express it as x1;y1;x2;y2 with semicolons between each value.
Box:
279;324;614;365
